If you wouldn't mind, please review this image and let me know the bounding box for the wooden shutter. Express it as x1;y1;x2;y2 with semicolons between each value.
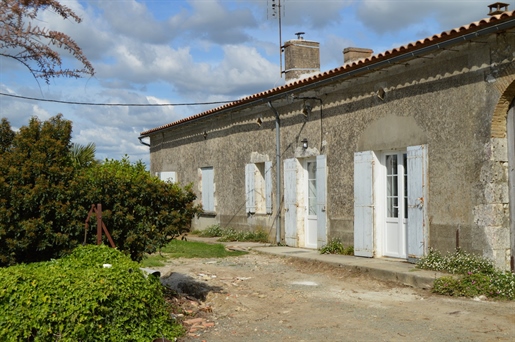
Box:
265;161;273;214
284;158;298;246
407;145;428;260
354;151;375;257
316;155;327;248
245;163;256;214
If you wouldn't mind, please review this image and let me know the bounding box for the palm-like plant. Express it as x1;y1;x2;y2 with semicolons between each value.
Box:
70;142;97;168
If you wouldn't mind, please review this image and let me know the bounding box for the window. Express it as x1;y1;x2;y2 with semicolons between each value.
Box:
245;162;272;214
156;171;177;183
201;167;214;212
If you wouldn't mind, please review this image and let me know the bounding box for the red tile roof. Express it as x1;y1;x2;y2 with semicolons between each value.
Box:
141;11;515;136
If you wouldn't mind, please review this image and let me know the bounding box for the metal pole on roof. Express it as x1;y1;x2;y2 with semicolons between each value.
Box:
268;101;282;244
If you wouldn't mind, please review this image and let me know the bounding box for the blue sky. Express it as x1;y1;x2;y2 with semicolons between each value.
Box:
0;0;500;165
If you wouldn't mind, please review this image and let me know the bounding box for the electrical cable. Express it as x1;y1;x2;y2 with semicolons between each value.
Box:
0;92;238;107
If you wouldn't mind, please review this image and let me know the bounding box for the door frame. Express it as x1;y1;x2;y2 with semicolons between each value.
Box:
378;151;408;259
303;158;318;248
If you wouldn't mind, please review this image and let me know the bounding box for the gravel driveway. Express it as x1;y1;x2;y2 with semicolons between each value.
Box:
155;251;515;342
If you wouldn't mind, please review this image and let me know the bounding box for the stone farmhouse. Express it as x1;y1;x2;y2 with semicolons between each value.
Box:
140;4;515;270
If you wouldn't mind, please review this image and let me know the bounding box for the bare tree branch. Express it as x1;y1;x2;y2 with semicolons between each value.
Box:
0;0;94;83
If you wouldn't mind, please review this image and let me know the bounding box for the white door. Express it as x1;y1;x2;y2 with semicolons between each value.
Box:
383;152;407;258
305;159;318;248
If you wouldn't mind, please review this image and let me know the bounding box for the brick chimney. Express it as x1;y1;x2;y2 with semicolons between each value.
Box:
343;47;373;65
283;32;320;83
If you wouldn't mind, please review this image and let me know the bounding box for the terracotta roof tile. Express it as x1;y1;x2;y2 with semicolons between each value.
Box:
141;11;515;136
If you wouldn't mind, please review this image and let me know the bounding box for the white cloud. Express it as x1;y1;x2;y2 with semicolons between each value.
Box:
356;0;492;35
1;0;502;168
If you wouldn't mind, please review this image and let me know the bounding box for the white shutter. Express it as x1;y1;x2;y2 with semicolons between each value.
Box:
354;151;375;257
284;158;298;246
265;161;273;214
245;163;256;214
201;167;214;212
407;145;428;260
316;155;327;248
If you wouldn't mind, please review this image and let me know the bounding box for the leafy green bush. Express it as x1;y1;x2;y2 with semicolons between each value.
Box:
319;238;354;255
0;245;183;341
0;115;81;265
0;116;201;265
82;157;202;261
417;248;515;300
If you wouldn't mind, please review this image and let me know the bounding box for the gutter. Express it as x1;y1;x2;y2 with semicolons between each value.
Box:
139;17;515;138
138;136;151;147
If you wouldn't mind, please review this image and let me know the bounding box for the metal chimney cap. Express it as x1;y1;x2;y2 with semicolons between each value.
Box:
295;32;305;39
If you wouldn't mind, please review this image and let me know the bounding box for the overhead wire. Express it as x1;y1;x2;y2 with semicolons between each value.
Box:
0;92;238;107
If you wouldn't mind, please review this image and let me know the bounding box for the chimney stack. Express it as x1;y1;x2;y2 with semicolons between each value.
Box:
343;47;373;65
283;33;320;83
488;2;509;16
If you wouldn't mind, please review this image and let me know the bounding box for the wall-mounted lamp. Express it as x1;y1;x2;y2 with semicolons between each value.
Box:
376;87;386;101
256;117;263;126
301;138;308;149
203;131;208;139
302;101;312;116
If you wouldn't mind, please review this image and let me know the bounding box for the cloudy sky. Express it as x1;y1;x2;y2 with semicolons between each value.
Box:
0;0;501;166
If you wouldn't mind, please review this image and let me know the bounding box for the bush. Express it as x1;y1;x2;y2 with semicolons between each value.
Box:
0;116;201;265
319;238;354;255
0;115;81;265
0;245;183;341
81;157;202;261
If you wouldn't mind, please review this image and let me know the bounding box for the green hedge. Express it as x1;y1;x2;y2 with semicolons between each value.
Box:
0;245;183;341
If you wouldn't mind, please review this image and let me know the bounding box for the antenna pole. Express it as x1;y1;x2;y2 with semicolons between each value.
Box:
278;0;283;78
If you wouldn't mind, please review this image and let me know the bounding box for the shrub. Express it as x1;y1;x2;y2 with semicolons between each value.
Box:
319;238;354;255
81;157;202;261
0;115;81;265
0;116;201;265
0;245;183;341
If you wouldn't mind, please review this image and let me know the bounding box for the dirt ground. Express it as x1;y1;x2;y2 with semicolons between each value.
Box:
155;251;515;342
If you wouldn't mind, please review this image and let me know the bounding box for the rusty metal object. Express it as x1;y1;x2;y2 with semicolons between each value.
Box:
83;203;115;248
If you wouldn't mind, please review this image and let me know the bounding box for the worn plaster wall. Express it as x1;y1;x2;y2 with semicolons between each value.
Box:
149;30;515;269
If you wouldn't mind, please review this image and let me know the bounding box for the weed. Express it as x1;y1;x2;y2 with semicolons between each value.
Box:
196;224;224;238
319;238;354;255
417;248;515;300
195;224;270;243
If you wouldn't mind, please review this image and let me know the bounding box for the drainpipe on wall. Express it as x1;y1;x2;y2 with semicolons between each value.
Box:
268;101;282;245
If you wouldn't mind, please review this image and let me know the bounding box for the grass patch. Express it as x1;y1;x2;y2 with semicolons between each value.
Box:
319;238;354;255
417;248;515;300
194;224;270;243
141;240;248;266
140;253;168;268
